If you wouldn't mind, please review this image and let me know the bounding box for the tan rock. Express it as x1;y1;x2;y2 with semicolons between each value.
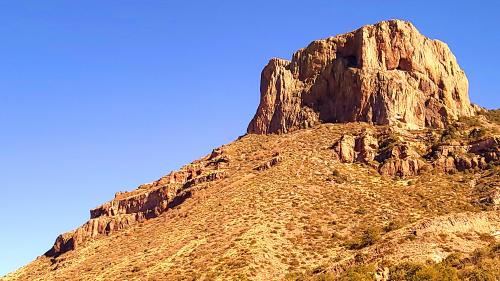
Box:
334;135;356;163
379;156;426;178
46;156;229;257
248;20;476;134
355;132;379;162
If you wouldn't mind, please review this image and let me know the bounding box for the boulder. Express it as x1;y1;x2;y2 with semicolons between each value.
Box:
334;135;356;163
355;132;379;162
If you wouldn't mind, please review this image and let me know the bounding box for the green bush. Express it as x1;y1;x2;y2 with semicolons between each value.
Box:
284;271;306;281
378;134;399;154
388;244;500;280
359;228;380;247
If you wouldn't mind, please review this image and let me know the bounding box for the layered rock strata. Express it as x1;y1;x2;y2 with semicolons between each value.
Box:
46;149;230;256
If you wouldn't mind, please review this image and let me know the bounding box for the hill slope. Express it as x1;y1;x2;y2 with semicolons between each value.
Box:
4;114;500;280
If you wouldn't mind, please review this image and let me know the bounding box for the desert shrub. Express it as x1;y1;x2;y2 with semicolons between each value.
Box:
389;262;423;280
383;221;401;232
354;208;367;215
338;264;377;281
284;271;306;281
331;231;344;240
461;268;496;281
469;128;487;140
378;134;399;152
359;228;380;248
488;242;500;256
442;253;462;268
477;233;495;243
330;169;348;184
312;273;337;281
389;262;458;281
131;265;141;272
482;109;500;125
414;264;459;281
471;247;490;264
459;116;482;127
441;125;460;142
389;243;500;280
345;228;380;250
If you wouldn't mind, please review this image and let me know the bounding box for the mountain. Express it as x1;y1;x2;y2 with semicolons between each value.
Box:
3;20;499;281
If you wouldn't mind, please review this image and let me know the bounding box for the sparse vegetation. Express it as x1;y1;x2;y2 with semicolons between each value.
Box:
329;169;348;184
390;261;459;280
469;128;487;140
441;124;460;143
383;221;401;232
482;109;500;125
6;123;499;280
387;243;500;280
338;264;377;281
459;116;483;127
345;228;381;250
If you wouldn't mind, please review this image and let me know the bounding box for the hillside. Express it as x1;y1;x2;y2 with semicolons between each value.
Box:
3;20;500;281
4;113;500;280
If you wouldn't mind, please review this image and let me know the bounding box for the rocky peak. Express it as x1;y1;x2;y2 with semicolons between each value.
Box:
248;19;477;134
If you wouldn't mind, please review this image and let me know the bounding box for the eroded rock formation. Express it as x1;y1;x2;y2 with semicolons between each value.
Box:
248;19;476;134
333;131;499;178
46;148;230;257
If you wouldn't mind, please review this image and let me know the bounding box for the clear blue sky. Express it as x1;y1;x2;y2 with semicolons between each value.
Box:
1;1;499;276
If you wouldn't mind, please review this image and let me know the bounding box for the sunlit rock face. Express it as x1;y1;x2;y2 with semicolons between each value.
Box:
248;19;476;134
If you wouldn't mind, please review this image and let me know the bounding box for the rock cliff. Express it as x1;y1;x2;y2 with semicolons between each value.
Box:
248;19;476;134
45;148;230;256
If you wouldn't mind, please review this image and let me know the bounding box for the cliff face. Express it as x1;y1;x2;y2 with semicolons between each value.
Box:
248;20;476;134
45;149;230;256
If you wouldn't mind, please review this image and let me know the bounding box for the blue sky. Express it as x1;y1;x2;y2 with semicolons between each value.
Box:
1;1;499;276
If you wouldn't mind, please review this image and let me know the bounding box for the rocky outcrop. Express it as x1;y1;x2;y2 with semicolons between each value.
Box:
333;135;357;163
46;149;231;257
248;19;476;134
254;153;283;171
378;144;428;177
334;130;499;178
428;136;499;172
333;132;379;164
355;133;379;163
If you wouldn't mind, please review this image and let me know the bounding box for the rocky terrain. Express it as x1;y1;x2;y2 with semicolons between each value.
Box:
3;20;499;281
